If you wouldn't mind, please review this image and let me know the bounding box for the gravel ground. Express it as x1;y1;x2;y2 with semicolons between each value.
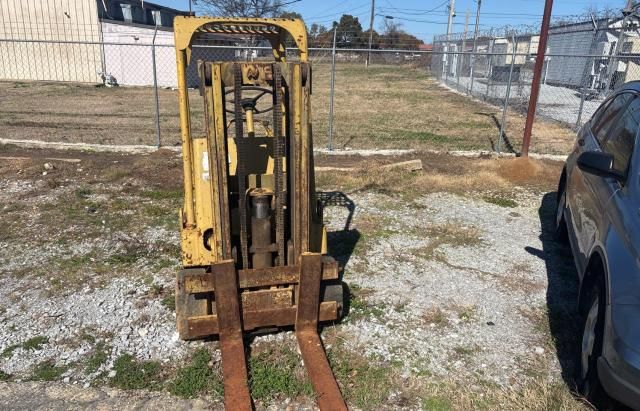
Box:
0;150;579;409
322;189;566;387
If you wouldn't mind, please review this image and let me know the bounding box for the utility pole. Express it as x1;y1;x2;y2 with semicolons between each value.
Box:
366;0;375;67
522;0;554;157
443;0;456;75
469;0;482;92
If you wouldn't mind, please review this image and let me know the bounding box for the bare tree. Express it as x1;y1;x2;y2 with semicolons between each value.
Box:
193;0;284;17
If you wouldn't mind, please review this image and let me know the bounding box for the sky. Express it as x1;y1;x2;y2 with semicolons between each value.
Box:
149;0;628;42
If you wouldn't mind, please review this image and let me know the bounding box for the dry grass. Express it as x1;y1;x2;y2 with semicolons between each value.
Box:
316;154;563;198
497;263;546;294
312;64;575;154
414;223;484;261
422;307;449;327
1;64;575;154
418;377;591;411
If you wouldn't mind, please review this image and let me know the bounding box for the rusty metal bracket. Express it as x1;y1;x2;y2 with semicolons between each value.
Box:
212;260;252;410
296;253;347;410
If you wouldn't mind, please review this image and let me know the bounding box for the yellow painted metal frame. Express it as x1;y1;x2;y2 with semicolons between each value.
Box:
174;17;307;231
174;17;323;267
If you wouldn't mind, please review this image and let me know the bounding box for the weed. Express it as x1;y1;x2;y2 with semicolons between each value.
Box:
452;345;479;358
0;370;10;381
347;286;386;321
416;223;484;261
80;332;96;344
483;195;518;208
249;346;313;401
456;305;478;322
169;348;223;399
85;342;109;374
161;293;176;311
140;188;182;201
151;283;164;296
421;396;452;411
110;354;162;390
23;336;49;350
30;361;68;381
328;345;394;409
423;307;448;327
1;344;20;358
75;186;93;199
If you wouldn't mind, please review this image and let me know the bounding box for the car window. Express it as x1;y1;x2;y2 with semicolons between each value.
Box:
602;96;639;179
591;92;634;145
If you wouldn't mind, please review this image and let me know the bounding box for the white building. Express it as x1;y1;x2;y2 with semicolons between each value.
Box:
0;0;237;87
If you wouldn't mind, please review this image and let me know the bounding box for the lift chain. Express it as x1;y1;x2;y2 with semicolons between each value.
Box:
273;64;286;266
234;63;250;269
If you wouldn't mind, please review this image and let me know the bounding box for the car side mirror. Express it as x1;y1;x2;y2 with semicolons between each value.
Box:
577;151;624;181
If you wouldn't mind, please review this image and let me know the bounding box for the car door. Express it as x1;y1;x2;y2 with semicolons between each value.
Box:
597;96;640;257
567;92;635;273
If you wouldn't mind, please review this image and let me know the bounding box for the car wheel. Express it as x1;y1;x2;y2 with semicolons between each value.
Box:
555;182;568;242
576;284;608;407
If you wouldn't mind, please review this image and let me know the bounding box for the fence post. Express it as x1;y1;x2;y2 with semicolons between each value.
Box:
575;57;590;129
497;35;516;154
151;23;161;148
328;27;337;151
484;39;494;101
468;52;474;96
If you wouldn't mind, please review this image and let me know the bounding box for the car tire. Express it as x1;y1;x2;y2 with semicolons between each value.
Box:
555;180;569;242
576;283;609;408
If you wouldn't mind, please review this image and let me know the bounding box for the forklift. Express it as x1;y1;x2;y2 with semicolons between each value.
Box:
172;17;347;410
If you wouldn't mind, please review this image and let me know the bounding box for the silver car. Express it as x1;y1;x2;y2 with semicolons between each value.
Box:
557;82;640;409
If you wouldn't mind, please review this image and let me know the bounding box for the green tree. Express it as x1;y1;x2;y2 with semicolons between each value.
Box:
333;14;364;47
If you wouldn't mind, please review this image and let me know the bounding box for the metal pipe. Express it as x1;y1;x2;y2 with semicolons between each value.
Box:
443;0;456;77
469;0;481;93
457;10;469;90
576;86;587;129
522;0;554;157
328;27;337;151
366;0;375;67
151;22;161;148
176;49;195;227
497;34;517;154
2;38;636;59
251;195;272;269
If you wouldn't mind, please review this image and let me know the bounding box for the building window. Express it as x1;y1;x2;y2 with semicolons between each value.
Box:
152;10;162;26
120;4;132;22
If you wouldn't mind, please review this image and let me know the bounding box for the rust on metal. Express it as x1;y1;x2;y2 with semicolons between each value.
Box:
296;253;347;410
182;258;339;293
187;301;339;338
212;260;252;410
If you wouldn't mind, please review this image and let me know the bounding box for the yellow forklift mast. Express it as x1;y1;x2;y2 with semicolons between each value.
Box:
173;17;347;410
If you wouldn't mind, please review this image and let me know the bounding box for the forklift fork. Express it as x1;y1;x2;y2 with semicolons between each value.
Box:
212;254;346;410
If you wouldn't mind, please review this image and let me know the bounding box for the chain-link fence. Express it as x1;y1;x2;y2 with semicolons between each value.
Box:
0;35;637;154
431;16;640;154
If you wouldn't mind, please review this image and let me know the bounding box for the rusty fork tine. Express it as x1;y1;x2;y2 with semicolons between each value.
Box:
212;260;252;411
296;253;348;410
